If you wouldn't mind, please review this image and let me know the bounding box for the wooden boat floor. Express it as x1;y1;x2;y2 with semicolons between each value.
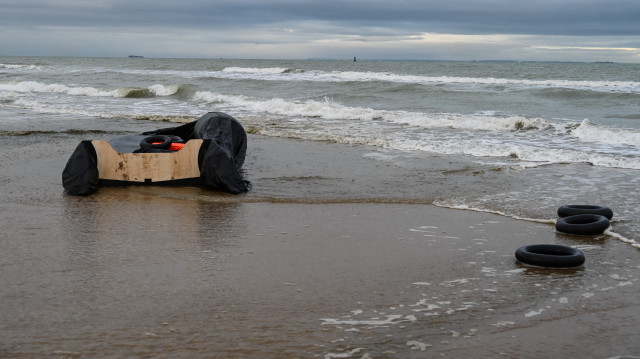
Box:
92;139;203;183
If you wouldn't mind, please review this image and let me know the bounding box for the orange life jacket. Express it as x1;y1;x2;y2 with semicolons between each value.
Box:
152;141;185;151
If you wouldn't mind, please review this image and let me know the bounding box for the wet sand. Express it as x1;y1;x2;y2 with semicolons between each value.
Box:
1;128;640;358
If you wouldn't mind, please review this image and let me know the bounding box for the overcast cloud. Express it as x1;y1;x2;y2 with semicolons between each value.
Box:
1;0;639;62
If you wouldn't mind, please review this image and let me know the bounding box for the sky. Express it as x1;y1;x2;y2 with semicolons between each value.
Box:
1;0;639;62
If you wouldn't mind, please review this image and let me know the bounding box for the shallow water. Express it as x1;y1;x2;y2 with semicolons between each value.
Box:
3;197;639;357
1;124;640;358
2;56;639;244
2;57;640;357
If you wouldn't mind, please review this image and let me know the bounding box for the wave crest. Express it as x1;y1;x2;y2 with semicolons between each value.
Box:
0;81;190;99
0;63;41;70
1;81;118;97
193;90;552;132
121;88;154;98
209;68;640;94
222;67;293;74
572;119;640;146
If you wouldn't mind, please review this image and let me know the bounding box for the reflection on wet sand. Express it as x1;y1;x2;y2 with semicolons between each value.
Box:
1;131;640;358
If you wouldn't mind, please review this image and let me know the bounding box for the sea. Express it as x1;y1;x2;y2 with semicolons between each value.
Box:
1;56;639;244
2;56;640;357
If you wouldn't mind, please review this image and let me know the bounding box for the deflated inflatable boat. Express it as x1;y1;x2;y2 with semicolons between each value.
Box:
62;112;251;195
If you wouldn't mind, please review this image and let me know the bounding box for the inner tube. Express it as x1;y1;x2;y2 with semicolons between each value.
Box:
515;244;585;268
555;214;610;235
140;135;172;150
557;205;613;220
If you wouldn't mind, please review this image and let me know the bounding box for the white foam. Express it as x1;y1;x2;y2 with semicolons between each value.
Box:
324;348;363;359
390;112;553;132
410;299;440;310
0;81;118;97
572;119;640;147
0;63;41;70
524;309;545;317
12;97;109;118
192;89;640;169
217;68;640;94
7;79;637;171
0;81;185;99
6;76;640;171
148;84;181;96
60;63;640;95
604;229;640;249
222;66;290;74
490;321;515;327
406;340;432;350
195;90;541;131
320;314;409;326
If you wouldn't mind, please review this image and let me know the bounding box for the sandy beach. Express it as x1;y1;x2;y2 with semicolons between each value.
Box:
1;128;639;358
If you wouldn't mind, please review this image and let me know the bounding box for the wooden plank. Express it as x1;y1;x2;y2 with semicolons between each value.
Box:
92;140;203;182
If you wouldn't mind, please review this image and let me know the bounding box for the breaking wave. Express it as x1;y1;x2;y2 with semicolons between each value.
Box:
0;63;41;70
571;119;640;146
1;81;119;97
208;67;640;94
193;90;640;146
86;65;640;95
4;79;638;169
6;60;637;95
120;85;193;98
122;88;154;98
192;90;640;169
0;81;191;99
194;90;553;132
333;73;640;94
10;65;636;95
3;59;639;171
222;67;297;74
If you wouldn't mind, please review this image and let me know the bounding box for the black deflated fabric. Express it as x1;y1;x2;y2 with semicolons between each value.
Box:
194;112;250;193
62;112;251;195
62;141;99;195
148;112;251;194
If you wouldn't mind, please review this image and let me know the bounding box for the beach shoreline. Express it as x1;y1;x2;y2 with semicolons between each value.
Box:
1;129;639;358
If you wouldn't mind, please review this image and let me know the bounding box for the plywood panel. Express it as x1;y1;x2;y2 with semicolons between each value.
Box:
92;140;203;182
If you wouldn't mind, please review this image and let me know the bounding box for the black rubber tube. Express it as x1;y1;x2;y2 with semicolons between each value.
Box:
555;214;610;235
557;205;613;220
140;135;172;149
515;244;585;268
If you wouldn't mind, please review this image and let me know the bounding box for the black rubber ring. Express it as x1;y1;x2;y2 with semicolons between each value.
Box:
557;205;613;220
515;244;585;268
556;214;610;235
140;135;172;149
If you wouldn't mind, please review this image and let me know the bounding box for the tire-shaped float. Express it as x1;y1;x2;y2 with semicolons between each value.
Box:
140;135;172;149
515;244;585;268
557;205;613;220
555;214;610;235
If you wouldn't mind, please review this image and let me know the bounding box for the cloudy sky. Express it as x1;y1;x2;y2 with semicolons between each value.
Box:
1;0;639;62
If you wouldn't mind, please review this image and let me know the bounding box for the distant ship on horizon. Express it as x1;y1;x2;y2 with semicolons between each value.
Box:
128;55;144;58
